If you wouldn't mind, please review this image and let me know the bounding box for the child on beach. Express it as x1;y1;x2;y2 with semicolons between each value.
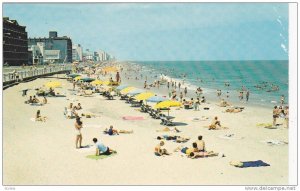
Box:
93;138;117;156
35;110;47;122
154;141;171;156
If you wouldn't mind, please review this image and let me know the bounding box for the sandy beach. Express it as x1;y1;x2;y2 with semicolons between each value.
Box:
3;63;289;185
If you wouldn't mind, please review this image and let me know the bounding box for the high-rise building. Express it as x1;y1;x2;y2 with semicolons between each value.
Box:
3;17;28;66
28;31;72;63
72;44;83;61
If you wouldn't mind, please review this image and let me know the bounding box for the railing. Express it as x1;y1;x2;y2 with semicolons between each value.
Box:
3;64;73;84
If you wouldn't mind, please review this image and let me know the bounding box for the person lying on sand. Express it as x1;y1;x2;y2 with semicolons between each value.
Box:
225;108;243;113
93;138;117;156
188;151;219;159
156;127;180;133
154;141;171;156
35;110;47;122
157;135;190;143
174;142;199;155
103;125;133;135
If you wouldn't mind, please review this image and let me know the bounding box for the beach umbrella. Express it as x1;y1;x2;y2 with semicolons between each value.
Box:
146;95;168;103
116;84;129;90
154;100;181;116
102;81;111;85
134;92;155;101
68;73;81;78
120;87;136;94
80;77;95;82
44;81;62;88
90;80;103;85
127;89;145;96
154;100;182;109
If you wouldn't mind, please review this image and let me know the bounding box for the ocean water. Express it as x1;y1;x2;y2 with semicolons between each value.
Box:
130;60;288;107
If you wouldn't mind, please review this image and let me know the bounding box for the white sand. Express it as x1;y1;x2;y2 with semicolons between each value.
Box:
3;75;288;185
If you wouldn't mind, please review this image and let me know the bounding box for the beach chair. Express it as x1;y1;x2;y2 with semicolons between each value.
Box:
165;118;174;126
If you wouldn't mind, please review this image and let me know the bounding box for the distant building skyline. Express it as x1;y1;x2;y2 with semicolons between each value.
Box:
3;3;289;61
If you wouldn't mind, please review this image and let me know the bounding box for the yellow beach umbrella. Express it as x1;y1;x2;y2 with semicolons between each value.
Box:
120;87;136;94
134;92;155;101
90;80;103;85
102;81;111;85
154;100;182;109
45;81;62;88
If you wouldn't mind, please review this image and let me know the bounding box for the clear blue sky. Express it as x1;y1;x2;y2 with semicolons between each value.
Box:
3;3;288;61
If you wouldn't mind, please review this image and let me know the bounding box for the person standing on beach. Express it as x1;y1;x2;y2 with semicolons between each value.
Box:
246;90;250;102
184;87;188;97
180;92;183;102
280;95;285;105
73;80;76;91
175;82;177;89
178;82;181;90
194;98;200;111
167;81;170;89
239;91;244;101
272;106;280;126
144;81;147;89
75;117;83;149
116;72;120;83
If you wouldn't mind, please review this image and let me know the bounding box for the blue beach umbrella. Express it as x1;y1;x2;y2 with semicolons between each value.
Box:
127;89;145;96
80;77;95;82
68;73;81;78
116;84;129;90
146;96;168;103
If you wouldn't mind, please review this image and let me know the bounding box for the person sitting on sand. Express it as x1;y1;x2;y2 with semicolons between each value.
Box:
156;127;180;133
26;96;33;104
103;125;134;136
32;95;39;103
74;103;82;110
157;135;190;143
154;141;171;156
42;96;47;104
225;108;243;113
209;116;222;130
93;138;117;156
49;87;55;96
35;110;47;122
219;99;230;107
196;135;206;152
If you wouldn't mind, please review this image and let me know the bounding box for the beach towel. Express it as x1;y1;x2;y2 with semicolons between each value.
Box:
261;140;288;146
86;153;117;160
218;134;244;140
122;116;144;120
230;160;270;168
256;123;272;128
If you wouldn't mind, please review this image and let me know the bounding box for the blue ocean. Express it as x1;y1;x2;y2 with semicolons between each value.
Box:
131;60;288;107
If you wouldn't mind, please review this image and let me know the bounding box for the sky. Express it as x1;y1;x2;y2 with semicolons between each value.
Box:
3;3;289;61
